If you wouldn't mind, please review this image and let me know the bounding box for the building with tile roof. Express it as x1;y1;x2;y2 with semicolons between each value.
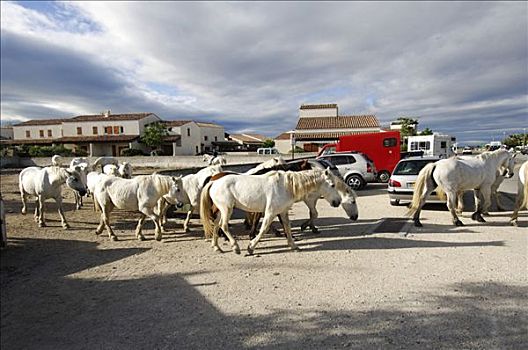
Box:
4;111;225;156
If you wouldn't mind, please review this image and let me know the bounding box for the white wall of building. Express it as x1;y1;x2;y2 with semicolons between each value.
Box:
13;124;63;140
299;107;338;118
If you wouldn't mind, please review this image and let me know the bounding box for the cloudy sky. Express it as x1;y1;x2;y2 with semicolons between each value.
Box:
1;1;527;145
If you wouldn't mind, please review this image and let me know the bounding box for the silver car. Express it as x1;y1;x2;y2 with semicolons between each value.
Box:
387;156;443;205
317;152;377;190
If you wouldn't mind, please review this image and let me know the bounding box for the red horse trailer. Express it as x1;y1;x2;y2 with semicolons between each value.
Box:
317;131;401;182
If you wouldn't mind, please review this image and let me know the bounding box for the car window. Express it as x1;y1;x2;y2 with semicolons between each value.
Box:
393;160;436;175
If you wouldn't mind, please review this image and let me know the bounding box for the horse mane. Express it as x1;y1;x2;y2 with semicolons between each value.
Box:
334;175;357;198
282;169;325;200
151;174;174;195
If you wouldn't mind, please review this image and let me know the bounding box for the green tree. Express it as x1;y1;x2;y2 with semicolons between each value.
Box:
503;133;528;148
419;127;433;136
396;117;419;151
140;122;168;154
262;139;275;148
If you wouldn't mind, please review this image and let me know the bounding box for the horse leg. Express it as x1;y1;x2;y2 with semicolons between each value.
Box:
412;186;435;227
95;213;105;235
20;191;27;215
183;208;193;232
455;191;464;215
141;207;162;241
510;181;523;226
300;198;319;234
446;192;464;226
248;212;261;239
218;207;240;254
33;198;39;222
54;196;70;229
211;215;223;252
279;212;299;251
135;214;146;241
158;199;169;232
247;214;275;255
102;205;117;241
471;188;487;222
37;195;46;227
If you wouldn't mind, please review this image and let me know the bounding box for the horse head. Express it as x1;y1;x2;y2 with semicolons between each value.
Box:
65;169;87;196
320;169;342;208
501;151;517;178
165;176;185;208
119;162;133;179
335;177;358;221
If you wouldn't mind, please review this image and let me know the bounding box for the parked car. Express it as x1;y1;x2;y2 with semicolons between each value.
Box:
462;147;473;155
316;152;377;190
387;156;443;206
257;147;279;155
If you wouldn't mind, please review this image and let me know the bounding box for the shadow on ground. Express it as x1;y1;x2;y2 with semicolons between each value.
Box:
1;238;526;349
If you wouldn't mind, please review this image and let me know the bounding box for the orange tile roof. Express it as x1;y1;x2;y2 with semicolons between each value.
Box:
65;113;155;122
14;119;66;126
163;120;194;127
295;131;373;141
274;132;291;140
300;104;338;110
296;115;379;130
57;135;139;143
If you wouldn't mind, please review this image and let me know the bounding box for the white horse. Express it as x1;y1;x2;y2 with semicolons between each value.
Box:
93;156;119;171
244;156;286;175
407;149;515;227
118;162;133;179
102;164;120;176
203;154;227;166
19;166;87;228
93;173;182;241
51;155;63;166
455;159;515;215
200;169;342;255
159;164;223;233
69;159;90;210
510;160;528;226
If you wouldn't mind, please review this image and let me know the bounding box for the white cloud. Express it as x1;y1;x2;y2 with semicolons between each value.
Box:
1;1;527;144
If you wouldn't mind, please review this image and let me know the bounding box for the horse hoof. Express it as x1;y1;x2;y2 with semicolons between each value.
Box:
62;224;70;230
300;224;307;232
510;221;518;227
95;231;101;235
292;246;301;252
311;228;320;234
110;235;118;241
414;221;423;228
38;222;46;228
246;246;254;256
233;246;241;254
21;210;27;215
455;220;464;227
137;235;145;241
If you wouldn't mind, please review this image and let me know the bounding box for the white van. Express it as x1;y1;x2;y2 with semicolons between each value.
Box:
257;147;279;155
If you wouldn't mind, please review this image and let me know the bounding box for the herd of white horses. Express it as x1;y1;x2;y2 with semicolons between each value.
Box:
14;148;527;254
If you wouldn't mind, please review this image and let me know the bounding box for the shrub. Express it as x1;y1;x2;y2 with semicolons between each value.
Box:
121;148;145;156
74;148;88;157
28;145;74;157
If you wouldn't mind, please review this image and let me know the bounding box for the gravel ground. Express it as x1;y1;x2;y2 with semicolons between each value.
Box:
1;168;527;350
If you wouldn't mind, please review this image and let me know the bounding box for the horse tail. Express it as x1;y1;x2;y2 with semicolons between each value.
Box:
436;186;447;201
199;181;215;238
406;163;436;217
522;163;528;209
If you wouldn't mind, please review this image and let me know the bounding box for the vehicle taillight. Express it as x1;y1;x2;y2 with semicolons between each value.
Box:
367;163;372;173
389;179;401;187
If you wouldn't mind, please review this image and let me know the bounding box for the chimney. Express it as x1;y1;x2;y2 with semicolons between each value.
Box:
103;110;111;118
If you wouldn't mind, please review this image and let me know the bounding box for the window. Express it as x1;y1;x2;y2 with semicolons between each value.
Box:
214;136;218;142
25;130;30;138
77;127;82;135
187;128;191;137
92;126;98;135
204;136;208;141
47;130;52;137
104;126;113;134
39;130;44;138
440;141;447;149
411;141;430;151
383;138;397;147
113;126;120;135
195;146;199;154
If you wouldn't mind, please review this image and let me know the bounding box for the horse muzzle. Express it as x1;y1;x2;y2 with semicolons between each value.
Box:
331;200;340;208
78;189;87;197
349;214;358;221
176;202;184;209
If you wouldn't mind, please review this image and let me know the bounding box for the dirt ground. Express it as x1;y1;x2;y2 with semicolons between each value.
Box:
1;168;527;350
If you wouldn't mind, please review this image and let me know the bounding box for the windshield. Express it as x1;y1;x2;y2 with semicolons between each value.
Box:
393;159;437;176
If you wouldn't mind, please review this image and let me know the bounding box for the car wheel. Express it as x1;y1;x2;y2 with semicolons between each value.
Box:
377;171;391;183
346;174;365;190
390;199;400;206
